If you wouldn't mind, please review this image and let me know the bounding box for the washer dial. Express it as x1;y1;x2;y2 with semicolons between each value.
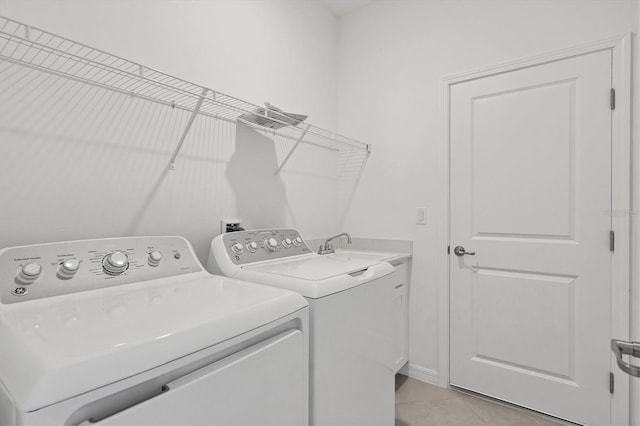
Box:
282;238;292;248
58;258;80;278
102;251;129;275
264;238;278;252
17;262;42;284
292;237;303;247
231;243;244;254
148;250;162;267
246;241;258;253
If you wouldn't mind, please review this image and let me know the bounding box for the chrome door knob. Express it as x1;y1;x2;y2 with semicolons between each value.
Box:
453;246;475;256
611;339;640;377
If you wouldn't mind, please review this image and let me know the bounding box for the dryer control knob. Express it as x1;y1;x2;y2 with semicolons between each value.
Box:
17;262;42;284
292;237;303;247
246;242;258;253
102;251;129;275
264;238;278;252
58;258;80;278
231;243;244;254
282;238;292;248
148;250;163;267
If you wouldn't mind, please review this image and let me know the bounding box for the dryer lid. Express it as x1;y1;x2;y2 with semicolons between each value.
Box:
0;274;307;411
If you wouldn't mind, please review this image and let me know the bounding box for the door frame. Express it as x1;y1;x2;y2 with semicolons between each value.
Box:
437;34;633;425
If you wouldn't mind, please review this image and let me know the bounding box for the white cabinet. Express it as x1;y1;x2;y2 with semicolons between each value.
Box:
392;261;410;373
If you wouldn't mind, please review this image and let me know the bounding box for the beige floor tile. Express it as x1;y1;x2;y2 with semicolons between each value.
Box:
462;395;543;426
532;415;567;426
395;376;464;404
396;401;431;426
396;398;487;426
395;376;566;426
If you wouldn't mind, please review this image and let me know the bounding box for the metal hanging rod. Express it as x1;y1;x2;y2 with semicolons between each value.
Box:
0;15;371;162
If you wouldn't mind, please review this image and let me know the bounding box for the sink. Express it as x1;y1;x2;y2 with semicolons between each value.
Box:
329;250;396;262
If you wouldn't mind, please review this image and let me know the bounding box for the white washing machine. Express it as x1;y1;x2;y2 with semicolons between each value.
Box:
0;236;309;426
207;229;395;426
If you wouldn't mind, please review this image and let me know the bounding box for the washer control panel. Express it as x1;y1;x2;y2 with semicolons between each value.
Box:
0;236;203;304
222;229;311;265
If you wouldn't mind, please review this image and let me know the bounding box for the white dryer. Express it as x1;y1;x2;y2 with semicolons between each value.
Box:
208;229;395;426
0;236;309;426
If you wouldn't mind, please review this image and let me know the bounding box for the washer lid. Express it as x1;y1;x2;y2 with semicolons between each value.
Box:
238;255;395;299
0;273;307;411
243;255;379;281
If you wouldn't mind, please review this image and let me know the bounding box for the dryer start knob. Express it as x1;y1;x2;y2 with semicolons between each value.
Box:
102;251;129;275
264;238;278;252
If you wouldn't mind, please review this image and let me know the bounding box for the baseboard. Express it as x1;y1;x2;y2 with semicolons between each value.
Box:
405;363;439;386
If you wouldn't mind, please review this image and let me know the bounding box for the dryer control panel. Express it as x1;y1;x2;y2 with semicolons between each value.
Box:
0;236;203;304
222;229;312;265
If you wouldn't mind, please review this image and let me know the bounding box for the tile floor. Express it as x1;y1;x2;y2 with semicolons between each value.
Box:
395;375;565;426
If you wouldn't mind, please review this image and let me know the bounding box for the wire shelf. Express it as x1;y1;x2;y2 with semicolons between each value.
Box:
0;15;370;166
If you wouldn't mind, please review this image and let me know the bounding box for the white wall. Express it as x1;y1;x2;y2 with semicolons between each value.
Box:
0;0;345;261
336;0;639;383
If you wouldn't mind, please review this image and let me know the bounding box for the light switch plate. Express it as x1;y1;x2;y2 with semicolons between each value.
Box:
416;207;427;225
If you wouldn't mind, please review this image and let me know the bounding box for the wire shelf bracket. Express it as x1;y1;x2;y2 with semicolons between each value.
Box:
275;124;311;175
168;87;208;169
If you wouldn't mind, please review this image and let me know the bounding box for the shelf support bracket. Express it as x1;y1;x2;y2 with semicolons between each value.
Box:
169;87;208;169
275;124;311;175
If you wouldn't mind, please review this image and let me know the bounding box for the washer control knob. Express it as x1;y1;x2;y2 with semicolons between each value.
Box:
231;243;244;254
292;237;303;247
246;241;258;253
148;250;163;267
102;251;129;275
58;258;80;278
17;262;42;284
282;238;292;248
264;238;278;252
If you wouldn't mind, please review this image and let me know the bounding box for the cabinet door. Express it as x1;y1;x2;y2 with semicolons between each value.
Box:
393;262;410;372
393;284;407;371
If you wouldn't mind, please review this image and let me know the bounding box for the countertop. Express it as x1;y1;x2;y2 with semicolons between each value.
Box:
332;248;412;265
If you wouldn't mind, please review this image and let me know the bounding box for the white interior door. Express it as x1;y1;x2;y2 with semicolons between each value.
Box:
449;49;613;426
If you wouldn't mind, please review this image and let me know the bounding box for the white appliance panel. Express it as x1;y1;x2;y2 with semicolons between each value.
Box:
311;273;395;425
80;330;306;426
0;236;202;304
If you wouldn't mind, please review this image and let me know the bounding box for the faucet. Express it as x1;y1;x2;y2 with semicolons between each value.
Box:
318;232;352;255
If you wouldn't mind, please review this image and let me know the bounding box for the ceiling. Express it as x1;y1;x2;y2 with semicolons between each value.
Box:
322;0;374;17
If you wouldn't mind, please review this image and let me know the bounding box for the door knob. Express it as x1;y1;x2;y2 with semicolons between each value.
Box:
611;339;640;377
453;246;475;256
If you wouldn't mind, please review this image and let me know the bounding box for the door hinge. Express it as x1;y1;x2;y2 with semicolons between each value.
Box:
610;230;615;252
447;245;450;254
610;88;616;110
610;371;614;394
